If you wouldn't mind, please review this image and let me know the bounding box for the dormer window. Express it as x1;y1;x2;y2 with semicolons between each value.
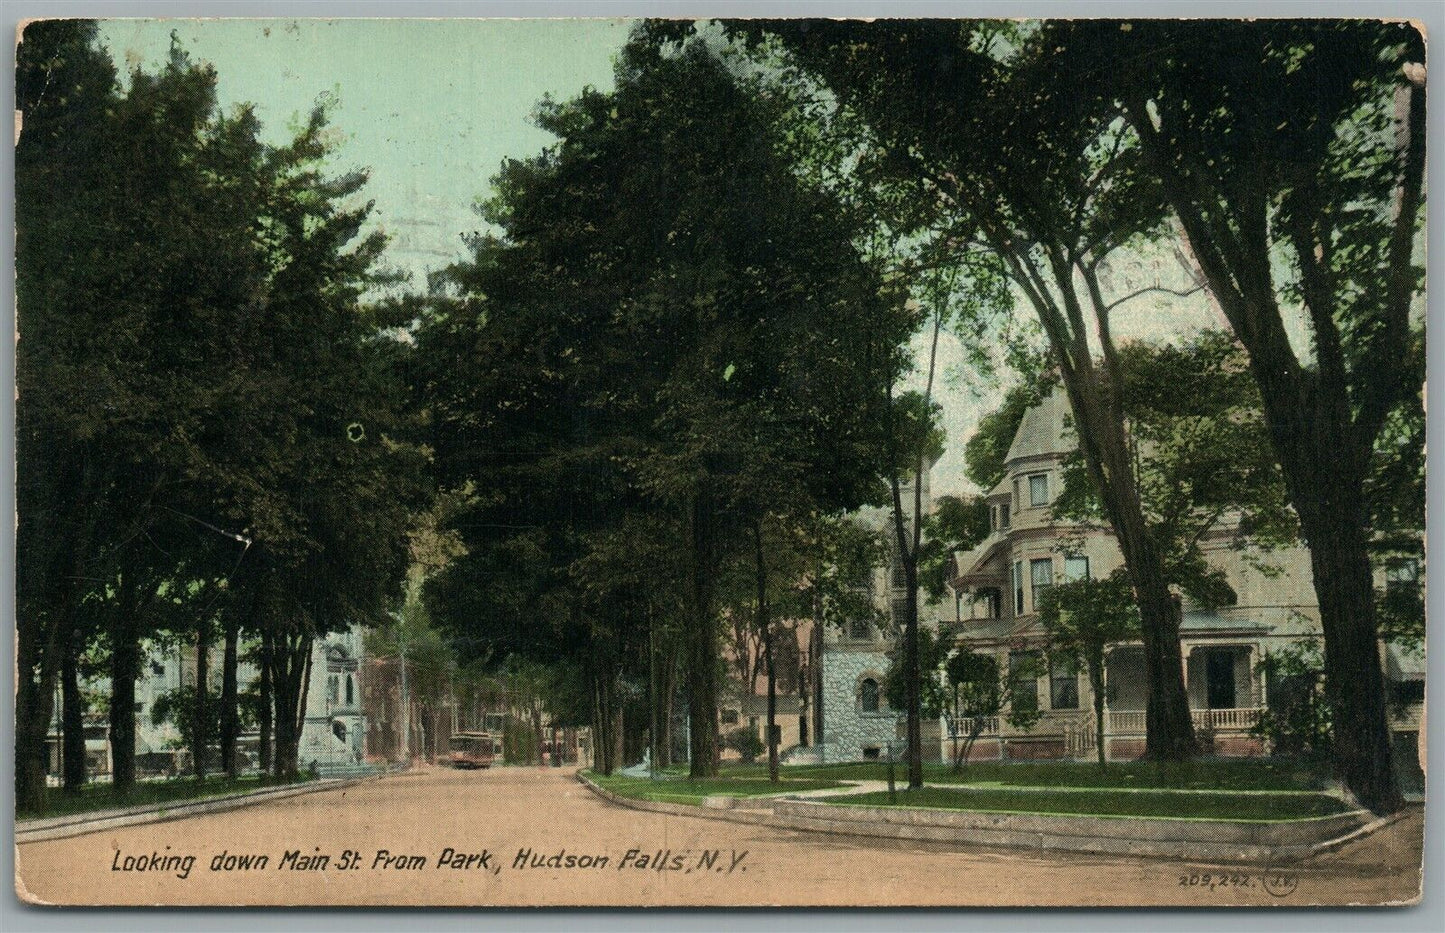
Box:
1029;473;1050;507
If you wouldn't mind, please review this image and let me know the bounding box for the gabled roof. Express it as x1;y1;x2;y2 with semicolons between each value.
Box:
1005;388;1074;464
951;531;1010;586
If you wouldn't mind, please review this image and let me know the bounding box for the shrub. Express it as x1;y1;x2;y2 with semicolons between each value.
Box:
724;726;765;764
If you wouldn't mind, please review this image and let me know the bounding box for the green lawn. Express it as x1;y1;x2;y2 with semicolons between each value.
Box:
586;772;842;805
812;786;1352;821
18;773;316;821
717;757;1330;792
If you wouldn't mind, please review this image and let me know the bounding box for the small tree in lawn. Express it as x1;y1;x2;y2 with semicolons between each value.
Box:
885;626;951;768
1037;573;1140;769
943;648;1043;772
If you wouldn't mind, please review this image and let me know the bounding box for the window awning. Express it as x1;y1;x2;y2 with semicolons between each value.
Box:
1386;642;1426;682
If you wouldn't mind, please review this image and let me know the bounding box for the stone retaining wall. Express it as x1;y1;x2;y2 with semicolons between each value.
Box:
770;798;1375;862
576;772;1388;865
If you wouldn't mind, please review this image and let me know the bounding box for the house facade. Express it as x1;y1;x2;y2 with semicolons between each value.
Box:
47;624;369;780
947;389;1425;774
813;469;948;764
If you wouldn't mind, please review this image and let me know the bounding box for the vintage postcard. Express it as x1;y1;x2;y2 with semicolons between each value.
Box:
13;16;1427;908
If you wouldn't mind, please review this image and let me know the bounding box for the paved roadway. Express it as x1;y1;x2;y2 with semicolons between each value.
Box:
15;766;1424;908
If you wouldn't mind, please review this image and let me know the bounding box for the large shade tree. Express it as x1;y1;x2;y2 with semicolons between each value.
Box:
1056;19;1426;813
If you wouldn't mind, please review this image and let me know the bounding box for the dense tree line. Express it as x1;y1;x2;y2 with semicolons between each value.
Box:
414;37;923;778
16;22;424;812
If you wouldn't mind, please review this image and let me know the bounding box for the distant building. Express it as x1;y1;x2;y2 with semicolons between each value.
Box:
49;624;370;780
812;467;945;764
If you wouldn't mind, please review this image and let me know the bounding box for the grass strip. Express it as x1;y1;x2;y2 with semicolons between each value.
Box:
715;758;1330;792
808;786;1352;821
587;772;842;805
19;773;317;821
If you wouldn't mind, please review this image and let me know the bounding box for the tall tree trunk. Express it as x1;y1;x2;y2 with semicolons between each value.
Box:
888;470;924;789
902;558;922;787
1090;651;1107;770
754;522;779;782
62;628;87;790
1300;499;1401;814
590;677;606;774
950;687;960;772
258;628;273;775
811;609;824;746
294;642;313;773
220;618;240;778
612;706;625;771
108;578;141;793
686;490;720;778
269;633;310;779
15;643;58;812
193;619;209;780
648;605;660;773
659;644;678;769
1057;375;1196;761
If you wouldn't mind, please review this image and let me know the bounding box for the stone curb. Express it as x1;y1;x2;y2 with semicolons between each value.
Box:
15;774;387;845
575;772;1397;865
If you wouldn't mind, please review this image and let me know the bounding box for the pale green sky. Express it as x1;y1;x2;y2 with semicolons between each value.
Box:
92;18;1225;501
98;18;630;283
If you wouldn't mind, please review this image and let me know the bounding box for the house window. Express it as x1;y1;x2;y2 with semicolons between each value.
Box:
1029;473;1050;507
999;504;1011;529
891;559;907;589
1013;561;1025;615
345;675;355;707
1050;656;1080;710
1009;651;1040;708
860;678;881;713
849;618;872;640
1064;556;1090;582
327;675;340;706
891;597;910;624
721;709;739;725
1030;558;1054;609
1386;560;1420;597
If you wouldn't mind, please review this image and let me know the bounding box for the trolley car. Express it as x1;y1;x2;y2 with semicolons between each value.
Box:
450;731;496;769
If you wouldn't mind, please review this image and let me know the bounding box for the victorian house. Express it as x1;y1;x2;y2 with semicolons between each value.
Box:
947;389;1424;780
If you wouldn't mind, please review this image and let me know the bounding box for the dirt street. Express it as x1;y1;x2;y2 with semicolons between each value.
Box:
14;767;1424;908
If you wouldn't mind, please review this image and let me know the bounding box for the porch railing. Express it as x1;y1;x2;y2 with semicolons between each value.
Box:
1064;714;1097;757
1106;709;1147;734
1104;708;1262;734
1191;708;1262;730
